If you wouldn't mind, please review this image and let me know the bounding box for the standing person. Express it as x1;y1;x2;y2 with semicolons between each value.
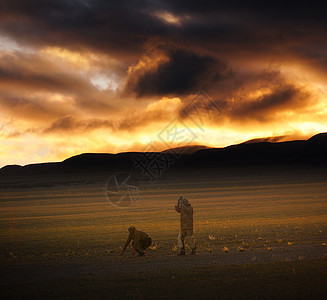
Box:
120;226;152;256
175;196;196;255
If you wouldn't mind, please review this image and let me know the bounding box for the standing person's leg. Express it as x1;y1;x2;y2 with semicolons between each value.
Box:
185;230;196;254
177;231;186;255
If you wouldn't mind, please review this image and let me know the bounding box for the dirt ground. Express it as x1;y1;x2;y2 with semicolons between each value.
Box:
1;170;327;299
1;252;327;299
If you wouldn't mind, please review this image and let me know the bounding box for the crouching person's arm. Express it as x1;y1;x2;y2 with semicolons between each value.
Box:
133;236;141;253
120;233;133;256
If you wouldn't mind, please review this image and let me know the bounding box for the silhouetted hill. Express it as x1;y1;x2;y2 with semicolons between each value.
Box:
162;145;211;154
242;135;288;144
308;132;327;143
0;133;326;178
187;133;327;168
61;153;135;172
0;165;23;176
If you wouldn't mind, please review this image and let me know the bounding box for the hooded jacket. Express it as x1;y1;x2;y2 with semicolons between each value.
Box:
175;203;193;231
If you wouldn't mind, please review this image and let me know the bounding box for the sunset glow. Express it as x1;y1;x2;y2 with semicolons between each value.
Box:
0;1;326;168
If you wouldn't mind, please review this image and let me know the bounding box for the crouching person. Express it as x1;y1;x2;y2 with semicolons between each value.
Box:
120;226;152;256
175;196;196;255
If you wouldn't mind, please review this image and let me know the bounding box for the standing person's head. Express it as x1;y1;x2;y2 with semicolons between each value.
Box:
128;226;136;233
182;198;190;205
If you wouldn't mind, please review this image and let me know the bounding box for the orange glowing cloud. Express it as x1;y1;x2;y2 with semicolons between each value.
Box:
1;1;327;168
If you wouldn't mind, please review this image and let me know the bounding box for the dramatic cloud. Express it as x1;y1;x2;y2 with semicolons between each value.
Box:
43;97;181;134
0;0;327;167
125;48;229;97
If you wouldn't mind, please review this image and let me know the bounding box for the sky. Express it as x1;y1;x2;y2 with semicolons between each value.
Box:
0;0;327;167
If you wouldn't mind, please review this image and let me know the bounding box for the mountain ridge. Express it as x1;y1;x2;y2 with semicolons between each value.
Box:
1;132;326;177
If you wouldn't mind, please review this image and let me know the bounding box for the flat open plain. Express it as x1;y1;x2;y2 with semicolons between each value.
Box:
1;169;327;299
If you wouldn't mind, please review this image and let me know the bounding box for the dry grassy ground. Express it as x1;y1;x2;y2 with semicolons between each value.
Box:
1;170;327;299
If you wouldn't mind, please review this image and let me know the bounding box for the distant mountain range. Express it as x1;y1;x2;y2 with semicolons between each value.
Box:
1;133;326;178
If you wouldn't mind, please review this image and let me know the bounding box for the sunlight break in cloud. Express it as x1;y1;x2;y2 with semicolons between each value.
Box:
153;11;183;26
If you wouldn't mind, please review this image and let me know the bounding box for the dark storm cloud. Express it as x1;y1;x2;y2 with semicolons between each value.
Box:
0;0;168;62
1;0;327;61
125;49;229;97
177;68;314;125
227;85;307;122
